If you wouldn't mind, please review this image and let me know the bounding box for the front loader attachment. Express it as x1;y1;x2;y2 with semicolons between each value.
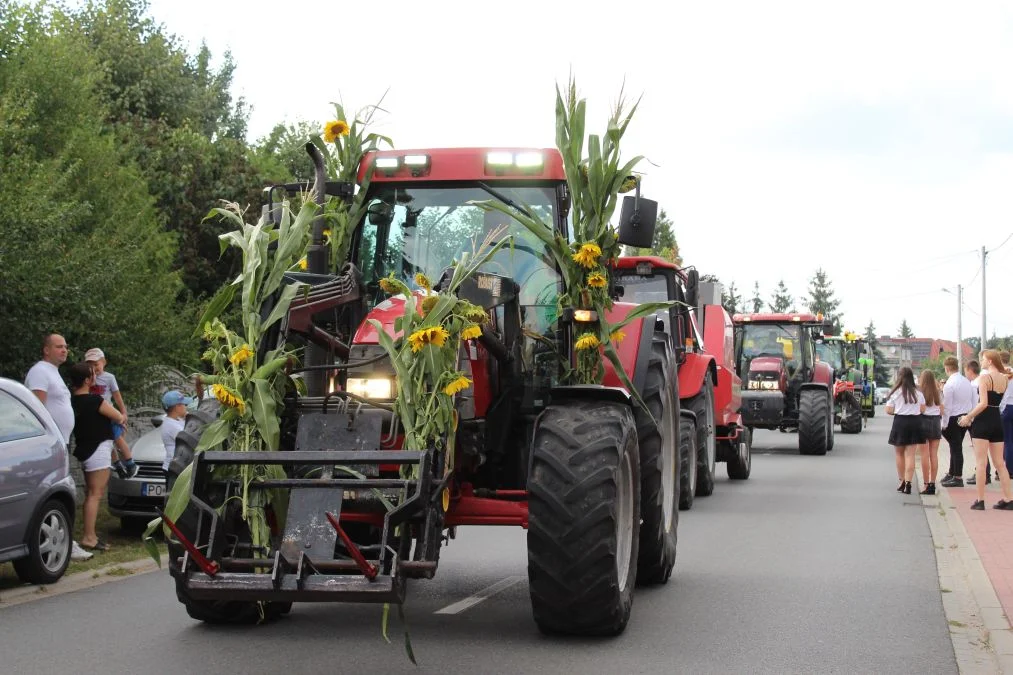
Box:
169;405;446;606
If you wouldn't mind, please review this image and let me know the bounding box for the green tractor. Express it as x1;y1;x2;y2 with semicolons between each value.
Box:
814;335;864;434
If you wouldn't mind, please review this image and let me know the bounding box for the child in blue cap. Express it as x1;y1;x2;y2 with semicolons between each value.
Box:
161;390;193;473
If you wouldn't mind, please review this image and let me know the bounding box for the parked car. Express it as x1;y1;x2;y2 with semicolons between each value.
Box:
0;378;77;584
875;387;891;405
107;416;167;531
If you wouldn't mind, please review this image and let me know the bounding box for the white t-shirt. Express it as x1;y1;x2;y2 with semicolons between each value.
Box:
942;373;976;426
160;416;185;470
888;388;925;416
25;360;74;443
89;371;119;403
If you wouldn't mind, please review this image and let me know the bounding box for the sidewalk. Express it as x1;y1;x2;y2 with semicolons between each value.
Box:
920;442;1013;673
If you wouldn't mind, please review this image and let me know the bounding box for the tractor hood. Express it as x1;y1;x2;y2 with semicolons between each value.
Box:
352;294;420;344
748;355;785;376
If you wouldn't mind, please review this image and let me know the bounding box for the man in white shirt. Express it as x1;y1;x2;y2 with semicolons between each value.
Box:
939;357;976;488
24;333;93;561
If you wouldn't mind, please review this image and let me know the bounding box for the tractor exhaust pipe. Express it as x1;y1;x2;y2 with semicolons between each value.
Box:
304;142;329;396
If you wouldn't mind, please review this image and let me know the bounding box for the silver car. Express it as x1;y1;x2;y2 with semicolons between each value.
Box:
107;416;167;531
0;377;77;584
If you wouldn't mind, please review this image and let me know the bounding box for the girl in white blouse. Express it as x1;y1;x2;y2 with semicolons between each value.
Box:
918;370;943;495
886;367;926;494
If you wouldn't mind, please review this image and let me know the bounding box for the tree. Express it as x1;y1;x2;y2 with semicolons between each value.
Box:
749;281;764;313
624;208;681;265
919;352;952;380
898;320;914;338
806;268;842;329
769;280;793;313
864;321;891;385
253;120;320;184
967;337;981;353
721;282;741;315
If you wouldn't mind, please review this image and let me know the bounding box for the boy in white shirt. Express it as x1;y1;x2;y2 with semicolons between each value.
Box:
160;390;192;473
940;356;976;487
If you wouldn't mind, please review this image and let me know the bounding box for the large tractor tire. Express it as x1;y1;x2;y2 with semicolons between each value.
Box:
166;399;289;624
841;395;863;434
678;415;697;511
827;405;836;451
798;389;830;456
633;338;679;585
688;377;717;497
726;427;752;480
527;400;641;636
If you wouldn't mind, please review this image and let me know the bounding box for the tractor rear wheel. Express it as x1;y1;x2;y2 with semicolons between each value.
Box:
633;339;679;585
841;395;863;434
726;427;752;480
689;378;717;497
678;415;697;511
527;400;640;636
798;389;830;455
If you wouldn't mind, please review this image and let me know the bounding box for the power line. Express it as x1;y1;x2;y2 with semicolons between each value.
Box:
865;248;977;274
989;232;1013;254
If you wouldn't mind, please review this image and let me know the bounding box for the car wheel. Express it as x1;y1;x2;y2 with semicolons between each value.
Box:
14;499;73;584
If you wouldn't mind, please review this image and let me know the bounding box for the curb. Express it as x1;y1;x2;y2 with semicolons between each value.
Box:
0;554;169;609
919;451;1012;674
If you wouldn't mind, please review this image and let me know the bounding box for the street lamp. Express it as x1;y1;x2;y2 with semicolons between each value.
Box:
941;286;963;372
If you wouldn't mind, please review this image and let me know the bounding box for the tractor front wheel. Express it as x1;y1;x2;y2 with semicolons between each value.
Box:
689;378;717;497
798;389;830;456
527;400;641;636
678;415;697;510
633;338;679;585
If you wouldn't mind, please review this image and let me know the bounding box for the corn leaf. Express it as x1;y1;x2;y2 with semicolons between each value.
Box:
250;378;280;450
195;418;230;451
193;282;238;338
161;463;193;538
142;516;162;566
262;282;305;332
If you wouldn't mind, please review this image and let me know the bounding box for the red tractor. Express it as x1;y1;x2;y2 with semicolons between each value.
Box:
165;146;681;636
732;312;836;455
614;257;750;510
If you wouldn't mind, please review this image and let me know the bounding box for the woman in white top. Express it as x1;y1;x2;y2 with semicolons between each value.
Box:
918;370;943;495
886;367;926;495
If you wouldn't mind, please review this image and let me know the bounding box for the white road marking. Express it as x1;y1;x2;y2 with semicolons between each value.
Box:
434;575;526;615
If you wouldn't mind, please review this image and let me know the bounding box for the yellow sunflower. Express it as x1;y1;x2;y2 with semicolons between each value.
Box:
443;375;472;396
572;242;602;269
619;176;639;193
610;330;626;344
323;119;350;142
575;333;600;351
298;257;308;271
415;272;432;292
229;344;254;366
407;326;450;352
379;278;398;294
587;271;607;288
210;383;246;415
461;324;482;341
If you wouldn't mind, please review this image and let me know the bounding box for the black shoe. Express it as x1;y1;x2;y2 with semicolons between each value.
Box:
940;477;964;488
903;481;912;495
994;500;1010;510
920;483;936;495
1002;501;1013;511
897;480;906;492
971;500;985;510
967;475;977;486
941;473;953;484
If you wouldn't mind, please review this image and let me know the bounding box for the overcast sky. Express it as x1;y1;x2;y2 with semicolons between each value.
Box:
145;0;1013;343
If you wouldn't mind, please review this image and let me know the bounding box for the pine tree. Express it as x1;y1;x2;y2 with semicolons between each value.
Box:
806;268;842;329
898;319;913;338
721;282;742;315
749;281;764;313
864;321;891;384
769;280;793;313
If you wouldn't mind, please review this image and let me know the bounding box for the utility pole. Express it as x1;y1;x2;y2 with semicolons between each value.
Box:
981;245;987;355
957;285;963;372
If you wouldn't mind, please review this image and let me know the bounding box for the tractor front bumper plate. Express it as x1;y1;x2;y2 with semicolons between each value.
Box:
741;391;784;427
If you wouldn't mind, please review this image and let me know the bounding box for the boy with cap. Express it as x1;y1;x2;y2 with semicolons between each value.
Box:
161;390;193;473
84;348;138;479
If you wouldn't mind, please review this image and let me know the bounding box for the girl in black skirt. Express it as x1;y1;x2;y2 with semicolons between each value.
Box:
886;367;926;494
958;350;1013;510
918;370;943;495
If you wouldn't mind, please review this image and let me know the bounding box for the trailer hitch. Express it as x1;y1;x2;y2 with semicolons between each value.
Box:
158;507;220;577
325;511;378;581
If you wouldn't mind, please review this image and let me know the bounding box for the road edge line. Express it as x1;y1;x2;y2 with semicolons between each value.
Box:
0;554;169;609
919;451;1008;673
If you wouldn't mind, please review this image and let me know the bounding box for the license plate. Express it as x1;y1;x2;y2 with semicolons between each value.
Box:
142;483;166;497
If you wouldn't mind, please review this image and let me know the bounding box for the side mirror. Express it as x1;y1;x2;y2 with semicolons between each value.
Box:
616;181;657;248
685;268;699;312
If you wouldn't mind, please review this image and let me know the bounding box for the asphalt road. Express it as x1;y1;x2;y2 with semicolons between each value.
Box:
0;409;957;674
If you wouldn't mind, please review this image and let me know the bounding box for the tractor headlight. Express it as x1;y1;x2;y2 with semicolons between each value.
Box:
748;379;780;391
345;377;394;400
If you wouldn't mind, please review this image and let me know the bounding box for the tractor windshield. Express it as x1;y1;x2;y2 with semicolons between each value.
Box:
815;340;845;372
736;323;803;374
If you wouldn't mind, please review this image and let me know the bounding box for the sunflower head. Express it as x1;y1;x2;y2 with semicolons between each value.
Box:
587;271;607;288
323;119;350;142
421;295;439;315
461;324;482;341
407;326;451;353
619;175;639;193
610;330;626;344
572;242;602;269
575;333;601;351
414;272;432;292
229;344;254;366
443;374;472;396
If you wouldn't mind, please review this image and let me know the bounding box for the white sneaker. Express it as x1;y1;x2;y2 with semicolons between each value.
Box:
71;540;94;561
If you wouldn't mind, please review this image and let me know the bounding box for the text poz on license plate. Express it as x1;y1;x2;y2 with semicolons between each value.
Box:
143;483;166;497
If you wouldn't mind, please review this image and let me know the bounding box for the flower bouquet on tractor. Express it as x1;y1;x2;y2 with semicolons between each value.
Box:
150;81;682;641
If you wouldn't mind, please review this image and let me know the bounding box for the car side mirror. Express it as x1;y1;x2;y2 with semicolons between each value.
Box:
616;180;657;248
151;414;164;428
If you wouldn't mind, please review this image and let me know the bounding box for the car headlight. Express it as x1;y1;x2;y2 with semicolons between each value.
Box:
345;377;394;400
